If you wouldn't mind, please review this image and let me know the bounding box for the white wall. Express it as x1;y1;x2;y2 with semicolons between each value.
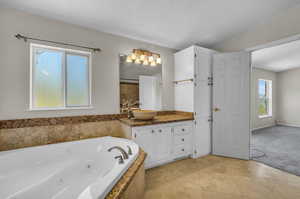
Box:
277;67;300;126
213;4;300;51
0;7;175;120
251;68;277;130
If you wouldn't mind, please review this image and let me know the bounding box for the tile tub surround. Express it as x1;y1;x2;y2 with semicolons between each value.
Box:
0;120;124;151
0;114;127;129
0;111;193;151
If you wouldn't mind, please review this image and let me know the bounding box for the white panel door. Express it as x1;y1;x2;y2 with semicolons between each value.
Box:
212;52;250;160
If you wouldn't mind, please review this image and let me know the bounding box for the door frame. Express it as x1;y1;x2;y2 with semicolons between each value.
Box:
243;34;300;159
211;34;300;160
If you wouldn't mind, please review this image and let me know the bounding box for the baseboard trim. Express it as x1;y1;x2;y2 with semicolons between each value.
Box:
276;121;300;128
251;124;275;131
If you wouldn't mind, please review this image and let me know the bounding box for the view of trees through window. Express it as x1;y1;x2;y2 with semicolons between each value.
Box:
258;79;272;116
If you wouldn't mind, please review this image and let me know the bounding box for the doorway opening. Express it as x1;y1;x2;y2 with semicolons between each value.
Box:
250;38;300;176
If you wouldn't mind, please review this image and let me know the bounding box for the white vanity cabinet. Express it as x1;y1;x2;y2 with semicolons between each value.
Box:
131;121;193;169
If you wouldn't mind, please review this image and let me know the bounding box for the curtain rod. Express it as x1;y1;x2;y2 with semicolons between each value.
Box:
15;34;101;52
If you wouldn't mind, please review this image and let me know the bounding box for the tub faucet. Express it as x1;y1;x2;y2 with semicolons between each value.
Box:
108;146;129;160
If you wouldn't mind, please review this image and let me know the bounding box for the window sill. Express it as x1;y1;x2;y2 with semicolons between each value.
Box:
28;106;94;111
259;115;272;119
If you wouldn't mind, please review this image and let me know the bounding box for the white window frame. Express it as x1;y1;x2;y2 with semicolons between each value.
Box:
258;79;272;118
30;43;92;111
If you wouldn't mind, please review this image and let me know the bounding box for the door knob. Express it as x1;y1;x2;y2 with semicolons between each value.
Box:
213;107;220;112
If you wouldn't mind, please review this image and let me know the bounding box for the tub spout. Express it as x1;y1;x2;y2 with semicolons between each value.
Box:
108;146;129;160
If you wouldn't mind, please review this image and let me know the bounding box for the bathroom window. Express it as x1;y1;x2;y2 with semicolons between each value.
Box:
30;44;91;110
258;79;272;118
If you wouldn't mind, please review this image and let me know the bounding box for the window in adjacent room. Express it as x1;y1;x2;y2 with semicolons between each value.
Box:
258;79;272;118
30;43;91;110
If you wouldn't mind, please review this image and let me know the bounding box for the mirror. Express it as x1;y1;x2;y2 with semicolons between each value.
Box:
119;54;162;113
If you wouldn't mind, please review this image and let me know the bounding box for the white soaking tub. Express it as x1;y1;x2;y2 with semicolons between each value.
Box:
0;136;139;199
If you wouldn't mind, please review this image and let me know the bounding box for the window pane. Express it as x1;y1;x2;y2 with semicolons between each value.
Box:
258;80;268;116
33;48;63;108
258;80;266;97
66;54;89;106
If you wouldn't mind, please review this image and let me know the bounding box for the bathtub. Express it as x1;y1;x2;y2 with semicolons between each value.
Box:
0;136;139;199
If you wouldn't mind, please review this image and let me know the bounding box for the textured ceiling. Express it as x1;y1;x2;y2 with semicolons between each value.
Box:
1;0;300;49
252;39;300;72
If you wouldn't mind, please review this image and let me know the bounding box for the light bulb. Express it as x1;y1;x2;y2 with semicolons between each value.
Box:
143;60;149;65
126;55;132;63
131;53;136;60
156;57;162;64
150;61;156;67
135;59;141;64
148;56;154;62
140;54;145;61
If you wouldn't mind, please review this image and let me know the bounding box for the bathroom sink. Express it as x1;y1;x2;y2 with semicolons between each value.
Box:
132;110;157;120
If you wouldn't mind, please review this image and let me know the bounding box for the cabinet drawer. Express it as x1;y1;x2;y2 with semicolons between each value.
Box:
174;125;192;135
174;134;190;146
173;145;191;158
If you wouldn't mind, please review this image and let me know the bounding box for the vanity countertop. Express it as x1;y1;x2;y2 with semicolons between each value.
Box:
119;111;194;127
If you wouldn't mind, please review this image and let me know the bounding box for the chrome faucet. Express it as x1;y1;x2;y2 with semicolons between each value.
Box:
108;146;129;160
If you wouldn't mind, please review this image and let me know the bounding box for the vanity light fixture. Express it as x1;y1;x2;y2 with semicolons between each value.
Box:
126;49;162;66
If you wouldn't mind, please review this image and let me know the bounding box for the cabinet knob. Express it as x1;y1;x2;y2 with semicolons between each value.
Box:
151;130;155;133
159;129;162;133
182;128;185;132
181;149;185;152
182;138;185;142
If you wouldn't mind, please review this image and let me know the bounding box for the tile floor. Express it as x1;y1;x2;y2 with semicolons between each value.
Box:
144;155;300;199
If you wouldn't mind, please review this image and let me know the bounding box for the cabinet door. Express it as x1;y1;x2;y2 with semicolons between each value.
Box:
153;127;172;161
133;129;154;164
174;47;195;81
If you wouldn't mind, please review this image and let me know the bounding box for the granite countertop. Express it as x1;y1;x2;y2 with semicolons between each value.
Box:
119;112;194;127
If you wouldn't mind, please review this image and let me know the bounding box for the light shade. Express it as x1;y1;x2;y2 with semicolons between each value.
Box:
148;56;154;62
134;58;141;64
140;54;145;61
126;55;132;63
156;57;162;64
143;60;149;65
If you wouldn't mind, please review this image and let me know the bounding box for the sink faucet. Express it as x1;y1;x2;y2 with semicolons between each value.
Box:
108;146;129;160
